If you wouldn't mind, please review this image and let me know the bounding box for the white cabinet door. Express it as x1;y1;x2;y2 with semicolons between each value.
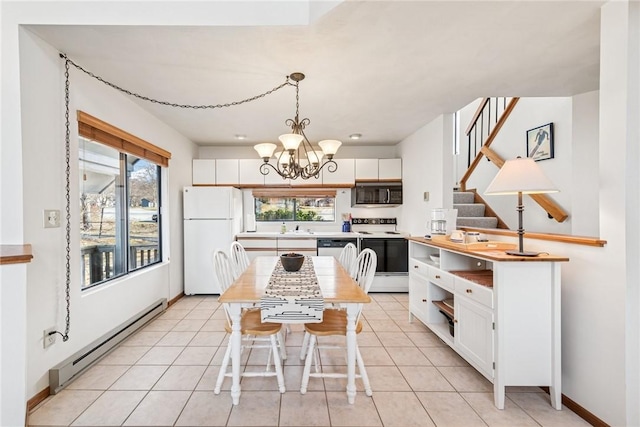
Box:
238;159;265;186
216;159;239;185
192;159;216;185
322;159;355;185
379;158;402;180
455;296;494;378
409;273;430;325
355;159;378;180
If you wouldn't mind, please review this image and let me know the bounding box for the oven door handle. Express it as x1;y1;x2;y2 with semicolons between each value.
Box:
386;189;390;203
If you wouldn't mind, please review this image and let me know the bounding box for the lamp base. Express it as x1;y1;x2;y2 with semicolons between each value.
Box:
505;249;540;257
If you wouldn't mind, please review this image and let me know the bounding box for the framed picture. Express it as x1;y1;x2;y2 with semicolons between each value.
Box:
526;122;554;161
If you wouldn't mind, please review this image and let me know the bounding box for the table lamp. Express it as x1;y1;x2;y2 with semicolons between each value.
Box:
484;156;559;256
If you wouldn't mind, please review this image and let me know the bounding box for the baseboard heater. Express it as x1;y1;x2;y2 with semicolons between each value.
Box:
49;298;167;394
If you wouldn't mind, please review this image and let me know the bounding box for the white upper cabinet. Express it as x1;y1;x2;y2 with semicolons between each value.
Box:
355;158;402;181
238;159;266;186
378;158;402;180
322;159;355;186
355;159;378;180
192;159;216;185
215;159;239;185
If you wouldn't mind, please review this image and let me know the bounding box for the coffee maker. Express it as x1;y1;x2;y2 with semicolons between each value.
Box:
427;208;458;237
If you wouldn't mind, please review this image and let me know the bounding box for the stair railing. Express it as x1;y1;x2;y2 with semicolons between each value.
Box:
459;96;568;223
460;97;519;190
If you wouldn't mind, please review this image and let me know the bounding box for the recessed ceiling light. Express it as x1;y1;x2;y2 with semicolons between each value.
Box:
234;134;247;140
349;133;362;140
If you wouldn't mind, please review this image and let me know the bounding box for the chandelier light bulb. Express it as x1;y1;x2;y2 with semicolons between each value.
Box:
274;151;291;165
309;150;324;165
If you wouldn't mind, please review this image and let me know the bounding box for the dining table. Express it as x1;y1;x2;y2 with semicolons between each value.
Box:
218;255;371;405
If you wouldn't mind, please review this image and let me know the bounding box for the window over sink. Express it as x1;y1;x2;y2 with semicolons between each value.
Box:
252;189;336;222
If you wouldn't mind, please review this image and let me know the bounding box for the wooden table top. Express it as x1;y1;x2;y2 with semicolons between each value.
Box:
219;256;371;304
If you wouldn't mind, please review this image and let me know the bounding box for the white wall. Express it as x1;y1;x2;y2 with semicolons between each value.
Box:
397;114;455;236
19;28;198;399
599;1;640;425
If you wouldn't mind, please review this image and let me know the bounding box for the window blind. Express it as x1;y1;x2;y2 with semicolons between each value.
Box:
77;111;171;167
252;188;337;198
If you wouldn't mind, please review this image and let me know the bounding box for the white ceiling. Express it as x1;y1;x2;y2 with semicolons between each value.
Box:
27;1;603;147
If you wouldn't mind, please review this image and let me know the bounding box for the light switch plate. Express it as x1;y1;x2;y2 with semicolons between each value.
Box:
44;209;60;228
423;192;430;201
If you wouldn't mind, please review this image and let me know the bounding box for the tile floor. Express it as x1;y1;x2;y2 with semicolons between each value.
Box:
28;294;590;427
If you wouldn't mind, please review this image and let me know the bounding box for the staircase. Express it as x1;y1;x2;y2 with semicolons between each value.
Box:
454;191;499;229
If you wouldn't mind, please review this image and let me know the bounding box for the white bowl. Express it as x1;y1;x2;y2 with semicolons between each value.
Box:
429;254;440;264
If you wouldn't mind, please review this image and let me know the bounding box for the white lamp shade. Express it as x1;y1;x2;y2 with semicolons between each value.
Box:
274;151;291;165
485;157;559;195
278;133;304;151
254;143;276;158
319;139;342;155
307;150;324;164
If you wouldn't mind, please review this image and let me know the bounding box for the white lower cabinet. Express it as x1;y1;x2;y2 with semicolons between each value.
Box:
455;295;493;378
408;238;567;410
236;238;277;261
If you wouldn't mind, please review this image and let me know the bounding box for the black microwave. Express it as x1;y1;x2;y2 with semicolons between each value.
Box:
351;182;403;207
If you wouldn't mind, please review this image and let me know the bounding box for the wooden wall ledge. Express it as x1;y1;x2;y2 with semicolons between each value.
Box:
458;227;607;247
0;244;33;265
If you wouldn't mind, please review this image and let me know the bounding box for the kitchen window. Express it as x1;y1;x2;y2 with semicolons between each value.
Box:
253;189;336;222
78;112;170;289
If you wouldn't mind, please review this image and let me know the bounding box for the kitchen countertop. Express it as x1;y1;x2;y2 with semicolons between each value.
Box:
236;231;409;239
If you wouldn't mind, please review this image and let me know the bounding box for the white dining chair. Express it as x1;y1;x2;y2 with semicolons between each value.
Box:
213;250;286;394
299;249;377;396
338;242;358;275
213;249;235;293
299;247;374;360
229;241;250;279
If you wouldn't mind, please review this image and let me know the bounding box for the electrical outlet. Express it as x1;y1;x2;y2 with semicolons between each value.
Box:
43;327;56;348
43;209;60;228
423;191;430;201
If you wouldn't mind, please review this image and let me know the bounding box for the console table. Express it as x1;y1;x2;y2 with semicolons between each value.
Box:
407;236;568;409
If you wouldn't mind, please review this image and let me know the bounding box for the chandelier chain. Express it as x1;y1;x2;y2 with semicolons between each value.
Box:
59;53;293;109
50;57;73;343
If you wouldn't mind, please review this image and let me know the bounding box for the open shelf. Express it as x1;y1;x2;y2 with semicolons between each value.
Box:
433;299;454;317
449;269;494;288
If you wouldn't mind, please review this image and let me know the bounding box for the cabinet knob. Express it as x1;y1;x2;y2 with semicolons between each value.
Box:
435;275;441;279
466;289;473;294
454;319;458;323
422;299;427;302
414;265;419;269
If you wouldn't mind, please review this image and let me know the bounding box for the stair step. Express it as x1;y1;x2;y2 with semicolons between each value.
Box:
454;203;486;218
457;217;499;229
453;191;475;204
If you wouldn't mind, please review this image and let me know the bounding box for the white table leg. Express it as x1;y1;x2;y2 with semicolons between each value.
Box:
228;303;242;405
345;304;359;404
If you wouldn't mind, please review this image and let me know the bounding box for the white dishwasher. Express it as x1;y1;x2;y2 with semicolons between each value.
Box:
316;238;358;258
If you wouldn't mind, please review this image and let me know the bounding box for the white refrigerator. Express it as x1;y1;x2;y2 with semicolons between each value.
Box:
183;186;243;294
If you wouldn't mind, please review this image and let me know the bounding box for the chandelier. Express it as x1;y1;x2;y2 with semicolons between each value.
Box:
254;72;342;180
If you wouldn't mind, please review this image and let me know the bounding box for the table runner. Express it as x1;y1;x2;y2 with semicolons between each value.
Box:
260;256;324;323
